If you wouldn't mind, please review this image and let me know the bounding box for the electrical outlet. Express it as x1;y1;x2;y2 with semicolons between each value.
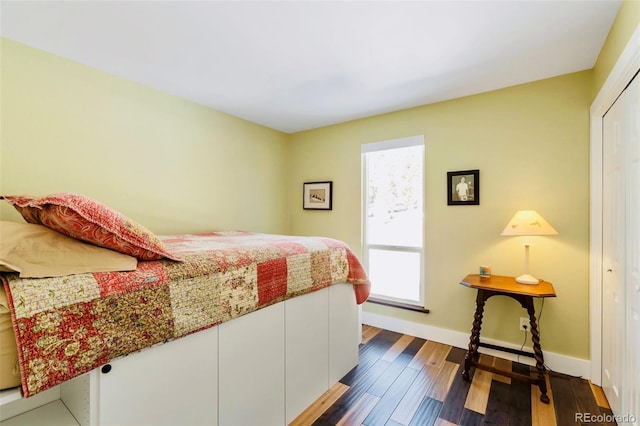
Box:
519;317;529;331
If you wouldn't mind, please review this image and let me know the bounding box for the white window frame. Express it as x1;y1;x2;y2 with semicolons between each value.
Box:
361;135;425;307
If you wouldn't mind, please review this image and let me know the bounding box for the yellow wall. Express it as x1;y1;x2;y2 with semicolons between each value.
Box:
0;38;289;235
593;0;640;96
289;71;592;359
288;0;640;362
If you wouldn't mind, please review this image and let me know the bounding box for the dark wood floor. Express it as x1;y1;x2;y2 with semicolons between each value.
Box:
291;325;615;426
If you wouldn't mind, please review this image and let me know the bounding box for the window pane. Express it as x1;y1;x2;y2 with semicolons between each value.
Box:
366;145;423;247
368;249;420;301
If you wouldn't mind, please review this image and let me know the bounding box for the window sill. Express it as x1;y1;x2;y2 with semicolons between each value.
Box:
366;297;430;314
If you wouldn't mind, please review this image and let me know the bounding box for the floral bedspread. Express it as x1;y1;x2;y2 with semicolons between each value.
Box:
1;232;370;397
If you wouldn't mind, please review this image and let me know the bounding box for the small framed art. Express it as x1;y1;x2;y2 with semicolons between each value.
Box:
303;181;333;210
447;169;479;205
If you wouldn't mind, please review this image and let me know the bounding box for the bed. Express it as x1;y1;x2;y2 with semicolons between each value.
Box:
0;193;370;425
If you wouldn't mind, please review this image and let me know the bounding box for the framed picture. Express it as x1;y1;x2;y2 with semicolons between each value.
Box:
447;170;479;205
303;181;333;210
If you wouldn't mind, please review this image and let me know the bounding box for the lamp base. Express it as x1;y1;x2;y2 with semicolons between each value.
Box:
515;274;540;285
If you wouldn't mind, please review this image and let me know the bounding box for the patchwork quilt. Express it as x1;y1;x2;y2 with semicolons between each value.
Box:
1;232;370;397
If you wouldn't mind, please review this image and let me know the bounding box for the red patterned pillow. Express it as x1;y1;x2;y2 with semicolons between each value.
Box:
1;193;182;261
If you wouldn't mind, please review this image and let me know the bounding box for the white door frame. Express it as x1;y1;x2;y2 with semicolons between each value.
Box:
590;24;640;386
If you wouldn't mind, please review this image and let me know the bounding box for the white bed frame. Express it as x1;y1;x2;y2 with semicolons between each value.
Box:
0;283;360;425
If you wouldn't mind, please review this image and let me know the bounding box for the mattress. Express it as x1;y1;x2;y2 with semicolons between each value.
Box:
0;285;20;390
1;231;370;397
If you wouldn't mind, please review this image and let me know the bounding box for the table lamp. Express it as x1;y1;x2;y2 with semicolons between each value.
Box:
501;210;558;284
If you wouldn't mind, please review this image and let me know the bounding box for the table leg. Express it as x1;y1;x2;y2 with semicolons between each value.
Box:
463;289;487;381
526;298;550;404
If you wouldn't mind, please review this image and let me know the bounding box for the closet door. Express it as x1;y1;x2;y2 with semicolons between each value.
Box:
624;73;639;425
602;78;626;416
602;72;640;422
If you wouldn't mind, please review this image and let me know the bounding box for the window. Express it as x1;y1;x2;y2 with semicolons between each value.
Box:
362;136;424;306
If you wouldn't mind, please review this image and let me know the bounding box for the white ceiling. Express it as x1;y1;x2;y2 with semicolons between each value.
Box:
1;0;621;133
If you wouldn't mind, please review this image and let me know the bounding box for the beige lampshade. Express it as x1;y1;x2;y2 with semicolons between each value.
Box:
501;210;558;236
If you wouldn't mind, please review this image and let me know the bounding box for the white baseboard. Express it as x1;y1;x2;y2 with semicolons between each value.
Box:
362;311;591;380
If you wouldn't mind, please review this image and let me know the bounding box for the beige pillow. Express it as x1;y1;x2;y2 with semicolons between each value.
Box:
0;221;137;278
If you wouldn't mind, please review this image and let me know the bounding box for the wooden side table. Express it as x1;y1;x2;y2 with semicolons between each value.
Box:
459;274;556;403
